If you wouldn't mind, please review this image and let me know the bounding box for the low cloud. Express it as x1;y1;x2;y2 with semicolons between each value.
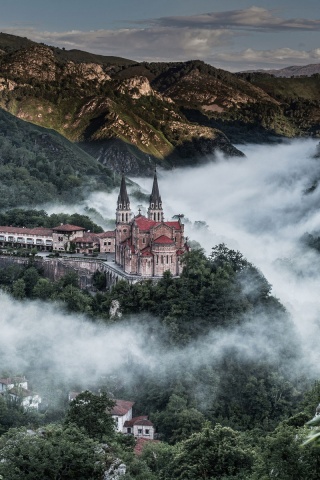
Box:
213;47;320;70
146;6;320;31
2;140;320;398
2;6;319;70
0;26;232;62
148;6;320;32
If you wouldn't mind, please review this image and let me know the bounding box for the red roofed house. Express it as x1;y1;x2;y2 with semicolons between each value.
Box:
111;399;135;432
115;171;189;277
123;416;155;440
97;231;116;253
52;224;86;251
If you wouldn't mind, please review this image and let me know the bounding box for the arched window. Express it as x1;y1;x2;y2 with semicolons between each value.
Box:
151;203;154;208
122;213;124;221
158;212;160;221
126;213;128;222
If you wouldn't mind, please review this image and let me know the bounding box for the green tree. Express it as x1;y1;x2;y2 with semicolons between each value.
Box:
170;423;254;480
11;278;26;299
32;277;55;300
0;424;109;479
252;423;320;480
64;391;115;441
153;394;205;443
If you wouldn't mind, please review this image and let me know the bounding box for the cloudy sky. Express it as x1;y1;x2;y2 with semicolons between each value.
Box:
0;0;319;71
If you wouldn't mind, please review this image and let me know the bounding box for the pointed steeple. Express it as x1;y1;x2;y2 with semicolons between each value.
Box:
150;169;162;207
148;168;164;221
117;174;130;209
116;174;131;224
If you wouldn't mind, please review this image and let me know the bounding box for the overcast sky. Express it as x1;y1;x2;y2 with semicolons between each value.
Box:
0;0;319;71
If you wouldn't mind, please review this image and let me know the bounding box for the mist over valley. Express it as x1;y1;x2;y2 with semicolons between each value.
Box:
1;16;320;478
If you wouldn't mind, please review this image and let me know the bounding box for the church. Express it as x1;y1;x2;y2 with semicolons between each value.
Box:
115;171;189;277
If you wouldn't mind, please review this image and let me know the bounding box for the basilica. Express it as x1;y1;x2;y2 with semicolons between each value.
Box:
115;172;189;277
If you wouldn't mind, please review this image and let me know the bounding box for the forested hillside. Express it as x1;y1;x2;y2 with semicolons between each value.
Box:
0;244;319;478
0;108;117;208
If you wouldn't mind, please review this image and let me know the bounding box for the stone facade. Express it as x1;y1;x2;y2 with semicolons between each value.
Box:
52;224;86;251
98;231;116;253
115;172;188;277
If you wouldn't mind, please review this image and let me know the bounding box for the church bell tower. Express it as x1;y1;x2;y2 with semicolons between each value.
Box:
148;169;164;222
115;175;132;266
116;174;132;224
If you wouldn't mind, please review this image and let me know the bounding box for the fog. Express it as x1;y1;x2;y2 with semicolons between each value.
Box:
135;139;320;354
1;139;320;395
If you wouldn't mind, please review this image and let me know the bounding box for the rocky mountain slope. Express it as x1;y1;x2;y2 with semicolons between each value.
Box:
0;33;319;173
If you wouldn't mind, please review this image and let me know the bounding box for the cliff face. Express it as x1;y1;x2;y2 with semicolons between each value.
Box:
0;34;318;174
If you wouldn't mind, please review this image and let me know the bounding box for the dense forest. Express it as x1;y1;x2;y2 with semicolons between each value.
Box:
1;242;320;479
0;108;117;208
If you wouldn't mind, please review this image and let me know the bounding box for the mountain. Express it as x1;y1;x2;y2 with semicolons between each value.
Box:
0;33;319;173
241;63;320;78
0;107;117;208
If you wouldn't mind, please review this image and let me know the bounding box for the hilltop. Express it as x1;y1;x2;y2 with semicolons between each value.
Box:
0;33;319;172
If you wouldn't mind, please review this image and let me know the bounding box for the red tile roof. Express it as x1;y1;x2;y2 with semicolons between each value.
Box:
97;231;116;238
124;416;154;427
154;235;174;245
134;438;159;456
165;221;181;230
111;399;134;416
0;226;53;236
135;216;157;231
140;246;152;257
134;216;182;232
52;224;86;232
73;233;99;244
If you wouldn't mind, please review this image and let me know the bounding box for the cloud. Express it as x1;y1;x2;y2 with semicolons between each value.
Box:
148;6;320;32
2;140;320;400
0;26;233;62
132;139;320;373
214;47;320;65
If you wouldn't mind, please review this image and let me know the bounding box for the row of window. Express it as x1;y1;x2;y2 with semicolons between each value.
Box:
0;236;52;245
156;255;173;264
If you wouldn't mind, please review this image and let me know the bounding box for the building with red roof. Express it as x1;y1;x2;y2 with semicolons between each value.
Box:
115;171;189;277
123;416;155;440
111;399;135;432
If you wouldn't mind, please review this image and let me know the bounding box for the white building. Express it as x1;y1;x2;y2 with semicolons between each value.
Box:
111;399;134;433
0;227;53;250
0;376;28;392
123;416;155;440
0;376;41;410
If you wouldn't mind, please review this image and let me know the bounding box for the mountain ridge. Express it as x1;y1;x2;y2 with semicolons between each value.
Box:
0;33;319;173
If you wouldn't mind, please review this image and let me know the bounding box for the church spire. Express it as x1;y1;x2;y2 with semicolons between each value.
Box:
148;168;164;221
118;174;130;209
116;174;131;224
